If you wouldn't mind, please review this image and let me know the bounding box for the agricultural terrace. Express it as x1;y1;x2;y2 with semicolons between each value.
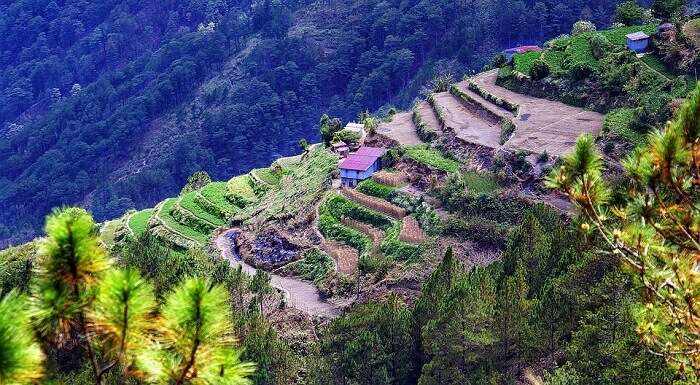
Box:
515;24;659;74
179;191;226;227
404;145;461;173
127;209;153;236
152;198;209;244
226;175;258;206
238;146;338;222
199;181;237;219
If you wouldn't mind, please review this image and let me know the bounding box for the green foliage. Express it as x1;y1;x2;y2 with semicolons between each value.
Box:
431;73;453;93
320;114;344;145
589;33;613;60
467;81;520;112
652;0;686;19
426;93;447;129
137;277;256;384
380;222;421;261
529;59;551;80
280;248;334;284
318;214;371;255
0;291;45;384
614;1;648;26
461;170;501;195
33;208;111;341
179;192;226;226
180;171;212;195
356;179;396;200
412;105;438;142
332;129;362;145
239;147;338;222
572;20;596;35
198;182;236;220
603;108;647;147
442;217;509;247
154;198;209;244
227;176;258;207
548;85;700;380
0;242;35;295
404;145;461;173
499;119;516;144
320;295;417;385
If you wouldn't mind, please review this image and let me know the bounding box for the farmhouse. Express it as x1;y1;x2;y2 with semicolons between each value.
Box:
626;31;650;53
503;45;541;63
339;146;386;187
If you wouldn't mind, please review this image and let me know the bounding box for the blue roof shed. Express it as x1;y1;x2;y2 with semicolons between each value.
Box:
626;31;650;53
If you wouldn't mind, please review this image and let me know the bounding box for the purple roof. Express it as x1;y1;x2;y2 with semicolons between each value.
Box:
339;146;386;171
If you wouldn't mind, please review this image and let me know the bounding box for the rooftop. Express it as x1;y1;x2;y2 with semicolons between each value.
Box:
344;122;365;133
504;45;541;54
339;146;386;171
626;31;650;41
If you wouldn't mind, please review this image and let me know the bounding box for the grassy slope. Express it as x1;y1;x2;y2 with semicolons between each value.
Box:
157;198;208;243
179;191;225;226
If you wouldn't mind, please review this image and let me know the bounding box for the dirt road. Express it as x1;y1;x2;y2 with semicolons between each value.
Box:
215;229;341;317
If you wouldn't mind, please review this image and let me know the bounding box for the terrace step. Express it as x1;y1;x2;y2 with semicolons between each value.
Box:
376;111;423;146
340;187;407;220
341;217;385;254
431;91;502;149
452;81;515;122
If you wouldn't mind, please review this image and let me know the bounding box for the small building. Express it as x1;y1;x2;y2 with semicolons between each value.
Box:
331;141;350;157
503;45;542;63
626;31;650;53
339;146;386;187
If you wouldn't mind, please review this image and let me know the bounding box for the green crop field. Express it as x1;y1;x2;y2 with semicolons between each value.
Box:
226;175;257;203
599;24;657;46
128;209;153;236
201;182;237;212
405;145;461;173
157;198;209;243
252;167;281;186
462;170;500;195
180;191;225;226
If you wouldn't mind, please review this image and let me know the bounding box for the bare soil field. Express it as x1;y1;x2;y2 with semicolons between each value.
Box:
453;80;515;121
321;241;359;275
433;92;501;148
377;111;423;146
416;101;441;132
472;70;603;156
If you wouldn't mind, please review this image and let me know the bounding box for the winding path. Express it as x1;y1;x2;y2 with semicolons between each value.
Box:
215;229;341;318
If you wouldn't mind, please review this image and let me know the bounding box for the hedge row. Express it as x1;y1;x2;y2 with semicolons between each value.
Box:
426;93;447;130
466;81;519;113
411;105;438;141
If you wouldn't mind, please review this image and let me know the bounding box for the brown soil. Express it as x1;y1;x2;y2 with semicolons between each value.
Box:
321;241;358;275
416;100;441;133
433;92;501;148
472;70;603;156
377;111;423;146
399;216;426;244
341;187;407;219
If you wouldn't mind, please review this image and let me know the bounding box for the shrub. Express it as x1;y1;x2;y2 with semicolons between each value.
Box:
332;129;362;145
572;20;596;35
528;59;550;80
567;62;595;80
430;73;453;92
442;217;509;247
466;81;519;113
281;248;334;284
614;1;647;26
499;119;516;144
412;105;438;142
426;93;447;129
589;34;613;59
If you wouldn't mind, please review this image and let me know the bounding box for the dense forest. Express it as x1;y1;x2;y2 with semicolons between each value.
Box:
0;0;634;246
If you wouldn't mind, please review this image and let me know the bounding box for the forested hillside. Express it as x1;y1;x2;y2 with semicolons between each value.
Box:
0;0;627;245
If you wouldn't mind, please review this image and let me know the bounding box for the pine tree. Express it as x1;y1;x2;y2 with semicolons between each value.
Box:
137;277;256;384
418;267;498;385
495;261;532;367
413;248;463;330
0;291;44;384
547;83;700;380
